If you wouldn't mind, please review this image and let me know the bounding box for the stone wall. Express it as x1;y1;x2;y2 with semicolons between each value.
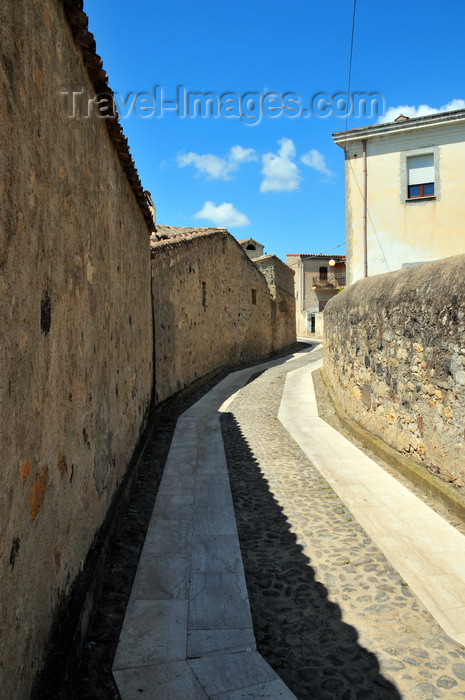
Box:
1;3;298;695
151;233;296;403
1;2;153;698
324;255;465;487
254;255;296;350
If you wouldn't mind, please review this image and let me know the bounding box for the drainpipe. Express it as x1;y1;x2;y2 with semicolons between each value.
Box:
362;139;368;278
301;258;305;311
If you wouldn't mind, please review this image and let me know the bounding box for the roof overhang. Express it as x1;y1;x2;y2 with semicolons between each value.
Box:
238;238;263;246
332;109;465;148
287;254;346;260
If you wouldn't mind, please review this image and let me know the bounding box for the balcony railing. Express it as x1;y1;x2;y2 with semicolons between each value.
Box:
312;274;346;289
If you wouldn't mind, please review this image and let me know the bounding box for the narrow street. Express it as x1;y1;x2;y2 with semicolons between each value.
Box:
78;343;465;699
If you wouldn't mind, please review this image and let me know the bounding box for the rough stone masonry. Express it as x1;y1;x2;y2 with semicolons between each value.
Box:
324;254;465;489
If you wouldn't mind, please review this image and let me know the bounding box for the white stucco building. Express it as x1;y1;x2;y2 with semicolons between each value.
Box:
333;109;465;285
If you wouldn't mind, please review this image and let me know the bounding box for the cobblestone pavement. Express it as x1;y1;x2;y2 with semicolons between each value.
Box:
221;348;465;699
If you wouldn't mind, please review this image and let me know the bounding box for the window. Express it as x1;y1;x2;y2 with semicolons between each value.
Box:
251;288;257;304
319;266;328;280
407;153;434;199
202;281;207;307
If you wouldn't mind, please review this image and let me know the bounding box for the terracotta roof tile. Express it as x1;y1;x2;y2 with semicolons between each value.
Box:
287;253;346;259
253;254;294;271
238;237;263;246
150;225;227;256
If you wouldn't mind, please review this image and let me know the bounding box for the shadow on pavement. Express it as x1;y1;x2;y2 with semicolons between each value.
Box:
221;412;401;700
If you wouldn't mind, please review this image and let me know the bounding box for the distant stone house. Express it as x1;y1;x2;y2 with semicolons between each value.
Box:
286;253;346;336
333;109;465;285
253;253;297;350
238;237;265;259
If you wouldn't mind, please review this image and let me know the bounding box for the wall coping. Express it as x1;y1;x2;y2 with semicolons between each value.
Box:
327;254;465;313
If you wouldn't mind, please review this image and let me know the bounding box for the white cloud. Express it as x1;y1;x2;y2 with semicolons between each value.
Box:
260;137;301;193
300;149;335;178
194;201;251;228
379;99;465;124
229;145;258;164
177;145;257;180
177;152;232;179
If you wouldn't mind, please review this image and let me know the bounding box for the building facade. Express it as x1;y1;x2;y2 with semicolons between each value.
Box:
286;254;346;336
333;109;465;285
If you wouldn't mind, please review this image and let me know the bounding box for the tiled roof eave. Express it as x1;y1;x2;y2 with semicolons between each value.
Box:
287;254;346;260
253;254;294;271
150;227;227;257
62;0;155;232
332;108;465;145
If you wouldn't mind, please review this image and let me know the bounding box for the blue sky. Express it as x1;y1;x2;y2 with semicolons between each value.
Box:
84;0;465;261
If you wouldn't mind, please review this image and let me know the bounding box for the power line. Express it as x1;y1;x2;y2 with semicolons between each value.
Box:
322;242;346;255
342;0;390;273
347;159;390;271
345;0;357;134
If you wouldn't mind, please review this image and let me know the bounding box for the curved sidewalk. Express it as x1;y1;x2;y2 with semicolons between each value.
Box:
112;344;465;698
278;358;465;647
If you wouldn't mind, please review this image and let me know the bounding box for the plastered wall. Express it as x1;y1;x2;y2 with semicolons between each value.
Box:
343;123;465;284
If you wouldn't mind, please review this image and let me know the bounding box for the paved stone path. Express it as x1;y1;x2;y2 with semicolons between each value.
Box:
220;346;465;699
112;351;307;700
107;342;465;699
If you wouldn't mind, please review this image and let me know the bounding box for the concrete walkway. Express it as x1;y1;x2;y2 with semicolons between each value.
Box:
279;359;465;647
112;344;465;698
112;349;308;700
